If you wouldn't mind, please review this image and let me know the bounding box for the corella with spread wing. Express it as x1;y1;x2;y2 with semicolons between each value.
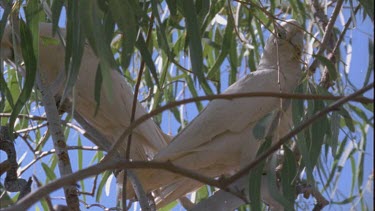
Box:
127;19;304;208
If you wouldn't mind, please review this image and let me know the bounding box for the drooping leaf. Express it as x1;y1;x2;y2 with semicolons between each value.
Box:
109;0;137;71
248;137;272;211
9;19;37;140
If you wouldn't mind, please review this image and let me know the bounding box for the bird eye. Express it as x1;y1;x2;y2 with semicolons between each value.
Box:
276;30;286;39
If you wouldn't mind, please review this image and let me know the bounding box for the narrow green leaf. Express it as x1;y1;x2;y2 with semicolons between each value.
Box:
313;54;337;81
96;171;111;202
267;154;294;210
41;162;57;181
331;196;358;204
248;137;272;211
62;0;85;104
309;100;329;168
253;112;274;140
77;136;86;200
51;0;64;34
109;0;137;70
281;146;297;204
135;35;160;88
338;107;356;132
9;20;37;140
358;0;374;21
364;39;374;86
186;75;203;111
105;173;114;197
228;32;238;86
207;13;233;80
194;186;209;203
0;68;14;108
166;0;177;16
196;0;210;26
151;0;172;59
94;65;103;116
182;0;206;85
158;200;178;211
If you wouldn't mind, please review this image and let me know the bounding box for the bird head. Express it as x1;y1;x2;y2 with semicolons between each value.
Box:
259;19;304;68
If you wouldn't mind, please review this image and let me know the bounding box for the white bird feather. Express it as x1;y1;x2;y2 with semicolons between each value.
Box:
126;19;304;208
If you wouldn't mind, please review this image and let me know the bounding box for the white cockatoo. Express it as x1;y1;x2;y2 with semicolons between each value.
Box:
0;23;170;160
126;19;304;208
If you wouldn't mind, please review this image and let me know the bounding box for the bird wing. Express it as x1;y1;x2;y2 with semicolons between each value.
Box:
37;23;170;159
129;19;304;204
155;69;287;161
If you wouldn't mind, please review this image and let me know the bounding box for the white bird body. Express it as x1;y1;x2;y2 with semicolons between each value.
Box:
1;23;170;160
127;19;304;208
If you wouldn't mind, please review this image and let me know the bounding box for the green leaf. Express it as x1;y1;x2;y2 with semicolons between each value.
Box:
96;171;111;202
338;107;356;132
267;154;294;210
253;112;274;140
0;68;14;109
194;186;209;203
62;0;85;104
41;162;57;181
207;12;233;80
331;195;358;204
158;200;178;211
364;39;374;87
135;35;160;88
309;100;329;168
51;0;64;34
109;0;137;70
182;0;207;86
358;0;374;21
228;31;238;86
9;20;37;140
313;54;337;81
248;137;272;211
94;65;103;116
186;75;203;111
281;146;297;204
40;36;60;46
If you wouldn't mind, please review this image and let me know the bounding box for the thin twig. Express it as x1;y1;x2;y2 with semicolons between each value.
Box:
78;175;98;196
122;14;156;211
308;0;344;73
332;5;361;54
20;146;102;175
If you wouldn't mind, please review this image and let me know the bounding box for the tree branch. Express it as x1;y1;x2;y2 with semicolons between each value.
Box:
308;0;344;74
35;72;80;210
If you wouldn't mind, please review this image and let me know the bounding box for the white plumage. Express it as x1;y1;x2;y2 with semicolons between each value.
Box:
126;19;304;208
1;23;170;161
